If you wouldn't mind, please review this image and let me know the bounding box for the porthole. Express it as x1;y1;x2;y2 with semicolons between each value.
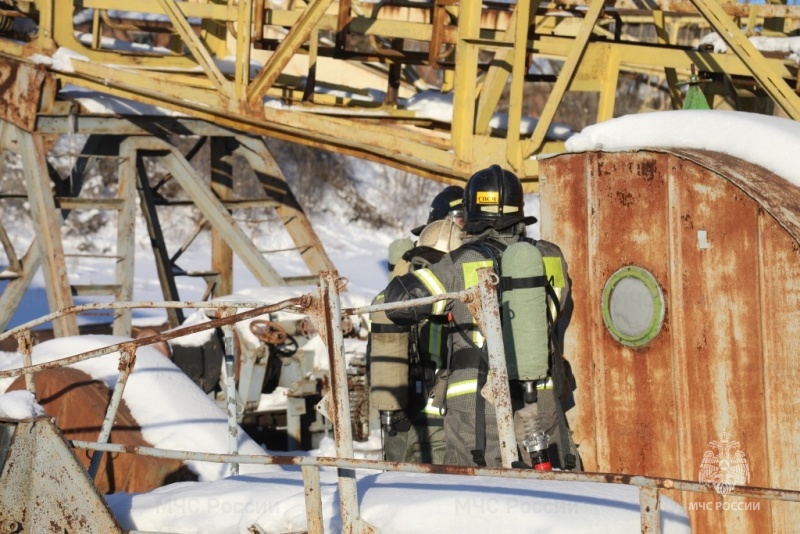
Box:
601;266;665;347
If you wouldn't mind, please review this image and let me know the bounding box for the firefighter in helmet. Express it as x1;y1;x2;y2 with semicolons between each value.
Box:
369;185;464;463
381;165;581;469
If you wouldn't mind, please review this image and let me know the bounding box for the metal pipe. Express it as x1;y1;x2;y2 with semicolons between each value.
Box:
220;307;240;476
640;487;662;533
0;299;305;344
14;329;35;394
302;465;324;533
0;300;311;379
88;347;136;480
316;272;360;530
475;268;518;468
68;440;800;503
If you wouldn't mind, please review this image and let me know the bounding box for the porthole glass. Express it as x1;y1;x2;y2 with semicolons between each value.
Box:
601;266;665;347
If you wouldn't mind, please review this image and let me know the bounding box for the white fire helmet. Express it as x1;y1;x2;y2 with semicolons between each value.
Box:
417;216;463;253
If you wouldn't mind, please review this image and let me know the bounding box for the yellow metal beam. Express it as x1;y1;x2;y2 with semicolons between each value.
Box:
691;0;800;119
505;0;532;170
653;10;683;109
452;0;482;164
556;0;800;19
247;0;337;107
155;0;229;92
235;0;254;100
523;0;606;158
475;8;517;136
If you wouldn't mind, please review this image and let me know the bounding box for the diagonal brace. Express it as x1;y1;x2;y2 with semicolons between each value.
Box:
522;0;605;158
156;0;229;92
247;0;336;106
691;0;800;120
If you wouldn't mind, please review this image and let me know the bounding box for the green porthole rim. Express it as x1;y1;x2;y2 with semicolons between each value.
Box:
601;265;665;347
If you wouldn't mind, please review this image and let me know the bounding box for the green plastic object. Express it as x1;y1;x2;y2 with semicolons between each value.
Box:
683;71;710;110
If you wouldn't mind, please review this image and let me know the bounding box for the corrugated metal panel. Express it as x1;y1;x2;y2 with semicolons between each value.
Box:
539;148;800;534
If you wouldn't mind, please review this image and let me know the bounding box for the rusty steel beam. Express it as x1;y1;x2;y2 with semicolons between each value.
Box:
15;128;78;337
87;347;136;480
71;430;800;501
114;138;138;336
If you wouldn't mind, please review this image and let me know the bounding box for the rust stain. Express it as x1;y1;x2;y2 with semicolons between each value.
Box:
0;59;49;132
615;190;635;207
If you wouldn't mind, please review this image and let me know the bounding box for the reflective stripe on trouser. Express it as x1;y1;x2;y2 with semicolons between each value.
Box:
446;377;554;399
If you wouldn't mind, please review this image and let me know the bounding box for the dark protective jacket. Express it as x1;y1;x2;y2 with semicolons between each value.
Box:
384;225;570;408
383;224;577;468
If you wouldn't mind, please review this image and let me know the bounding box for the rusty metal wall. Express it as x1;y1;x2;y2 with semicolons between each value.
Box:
539;149;800;534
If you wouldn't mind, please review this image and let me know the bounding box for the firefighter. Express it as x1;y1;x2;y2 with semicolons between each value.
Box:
382;165;581;470
388;185;465;278
369;186;464;463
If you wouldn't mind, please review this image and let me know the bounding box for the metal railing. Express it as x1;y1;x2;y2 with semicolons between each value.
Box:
2;269;800;533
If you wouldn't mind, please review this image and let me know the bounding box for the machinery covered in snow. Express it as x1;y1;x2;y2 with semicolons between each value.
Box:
164;287;372;451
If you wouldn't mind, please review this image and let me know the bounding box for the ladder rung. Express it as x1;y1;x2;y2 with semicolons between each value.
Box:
174;270;220;279
70;284;121;296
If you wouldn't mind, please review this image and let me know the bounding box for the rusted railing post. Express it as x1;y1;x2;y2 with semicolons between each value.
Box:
302;464;324;533
219;306;240;477
640;486;662;533
475;268;518;468
14;329;35;394
88;346;136;480
317;271;374;534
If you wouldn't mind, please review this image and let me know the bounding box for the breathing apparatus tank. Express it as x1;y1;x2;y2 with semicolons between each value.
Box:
500;240;549;384
371;217;462;436
369;294;410;418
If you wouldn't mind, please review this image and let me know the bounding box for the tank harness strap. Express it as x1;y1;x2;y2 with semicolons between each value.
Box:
440;312;454;416
370;322;411;334
499;274;547;291
471;353;489;467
